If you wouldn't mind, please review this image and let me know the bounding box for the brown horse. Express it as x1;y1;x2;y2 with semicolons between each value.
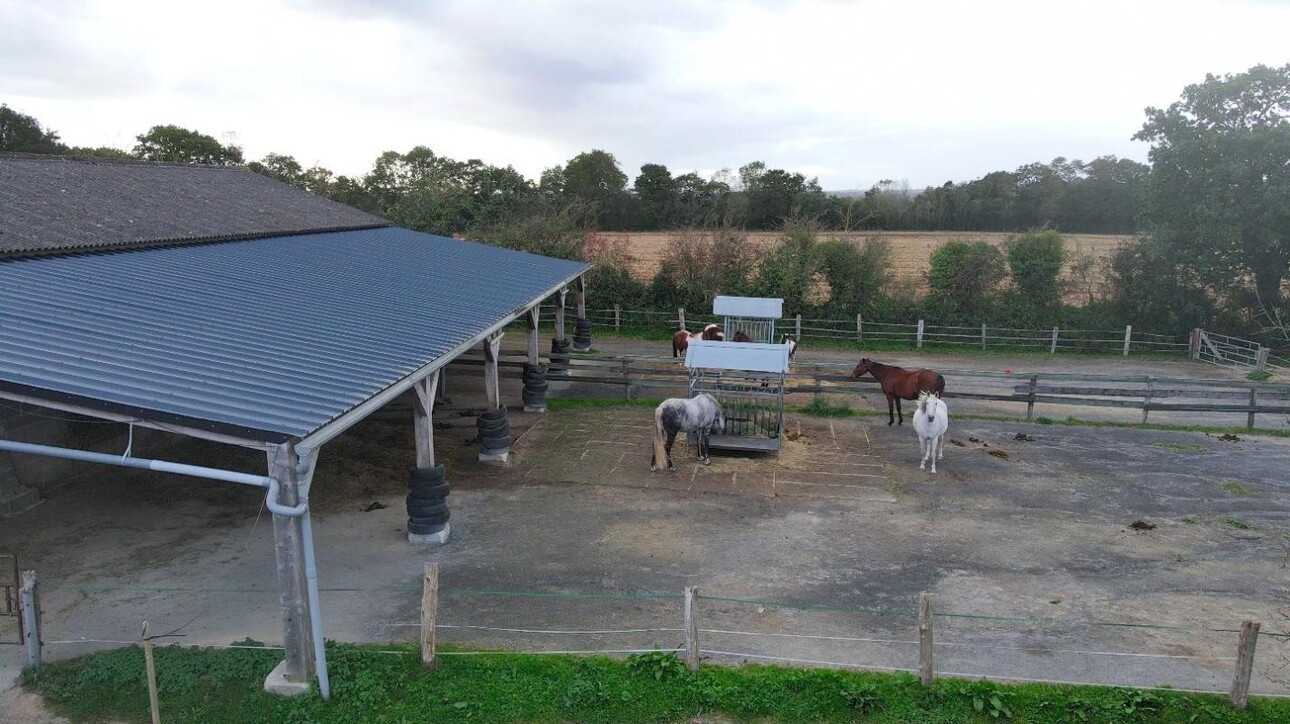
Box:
851;358;945;426
731;331;753;343
672;324;724;357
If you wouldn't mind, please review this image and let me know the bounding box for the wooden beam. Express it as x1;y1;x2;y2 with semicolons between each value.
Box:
413;371;440;469
483;333;503;411
576;275;587;319
918;592;934;686
421;562;439;668
554;288;568;342
1230;620;1259;710
267;444;314;684
527;307;540;366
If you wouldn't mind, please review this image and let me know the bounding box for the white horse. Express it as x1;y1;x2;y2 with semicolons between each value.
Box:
650;393;725;471
782;334;798;361
912;391;948;473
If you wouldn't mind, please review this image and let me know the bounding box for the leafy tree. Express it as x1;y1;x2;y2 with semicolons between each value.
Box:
750;217;822;313
0;105;65;153
133;125;243;165
927;240;1006;322
65;145;133;160
248;153;305;187
634;163;677;230
1005;229;1067;316
648;226;757;312
816;236;893;316
563;150;631;227
1103;238;1214;333
1135;63;1290;317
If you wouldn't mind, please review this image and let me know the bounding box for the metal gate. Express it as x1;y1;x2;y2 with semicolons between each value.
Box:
723;316;776;344
714;296;782;344
684;340;789;455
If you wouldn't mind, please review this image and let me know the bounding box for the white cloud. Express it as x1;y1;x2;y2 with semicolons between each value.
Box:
3;0;1287;189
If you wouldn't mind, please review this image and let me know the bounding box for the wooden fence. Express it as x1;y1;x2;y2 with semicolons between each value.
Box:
454;352;1290;430
533;304;1192;356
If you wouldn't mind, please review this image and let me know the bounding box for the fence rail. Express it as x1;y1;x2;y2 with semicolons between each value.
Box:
533;304;1197;356
454;351;1290;429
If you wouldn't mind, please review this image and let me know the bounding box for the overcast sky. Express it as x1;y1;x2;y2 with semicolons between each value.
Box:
3;0;1287;190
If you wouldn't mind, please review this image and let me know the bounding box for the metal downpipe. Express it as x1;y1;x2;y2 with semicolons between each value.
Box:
296;449;330;700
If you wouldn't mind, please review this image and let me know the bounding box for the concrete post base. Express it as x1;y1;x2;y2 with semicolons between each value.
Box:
572;343;591;352
523;405;546;413
478;450;510;463
263;659;311;697
408;522;451;545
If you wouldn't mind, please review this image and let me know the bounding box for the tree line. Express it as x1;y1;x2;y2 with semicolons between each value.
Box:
3;62;1287;343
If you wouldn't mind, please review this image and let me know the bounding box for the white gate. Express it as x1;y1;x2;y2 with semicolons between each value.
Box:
1194;330;1267;371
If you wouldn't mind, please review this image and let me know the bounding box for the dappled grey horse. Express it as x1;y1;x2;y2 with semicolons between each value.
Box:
650;393;725;471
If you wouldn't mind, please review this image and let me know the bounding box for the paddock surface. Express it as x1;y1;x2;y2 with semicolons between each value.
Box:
3;339;1289;713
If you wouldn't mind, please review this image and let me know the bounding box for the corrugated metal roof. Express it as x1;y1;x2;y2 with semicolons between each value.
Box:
685;341;790;373
0;155;389;256
0;227;587;441
713;295;783;319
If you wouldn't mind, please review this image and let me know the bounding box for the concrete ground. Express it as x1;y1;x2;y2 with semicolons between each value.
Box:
3;335;1289;720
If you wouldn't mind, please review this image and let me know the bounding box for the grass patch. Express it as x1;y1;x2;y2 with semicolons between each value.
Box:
1152;441;1207;453
1181;515;1198;524
22;643;1290;723
798;396;854;418
546;397;661;411
1221;481;1250;495
1223;517;1255;530
1246;369;1273;381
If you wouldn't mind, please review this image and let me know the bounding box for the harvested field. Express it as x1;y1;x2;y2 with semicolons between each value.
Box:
605;230;1136;304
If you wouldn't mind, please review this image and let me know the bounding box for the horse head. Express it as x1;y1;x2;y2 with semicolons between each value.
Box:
851;358;874;379
782;335;797;359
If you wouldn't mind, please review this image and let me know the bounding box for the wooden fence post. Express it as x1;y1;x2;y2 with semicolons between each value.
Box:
918;592;934;686
916;320;925;349
19;570;40;668
142;622;161;724
684;586;700;672
1050;327;1059;354
1191;328;1202;359
1229;620;1259;710
421;561;439;667
1142;377;1154;424
856;313;863;342
1248;389;1257;430
678;307;686;331
1123;325;1132;356
1026;375;1038;421
1256;346;1269;371
621;359;632;401
613;304;621;332
981;323;987;351
795;314;802;341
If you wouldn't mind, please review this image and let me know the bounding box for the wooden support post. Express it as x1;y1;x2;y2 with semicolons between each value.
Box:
483;333;503;412
1026;375;1038;421
795;313;802;341
684;585;700;672
19;570;39;668
267;444;314;687
1248;388;1257;430
613;304;621;332
1256;346;1269;371
916;319;925;348
1191;328;1202;359
856;313;863;342
421;562;439;667
527;307;540;366
1229;620;1259;710
413;371;440;468
1050;326;1059;354
554;288;568;342
1142;376;1154;424
576;275;587;320
1123;325;1132;356
621;359;632;401
981;323;987;351
678;307;686;331
142;622;161;724
918;592;934;687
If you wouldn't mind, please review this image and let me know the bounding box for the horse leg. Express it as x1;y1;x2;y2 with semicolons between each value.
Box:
699;430;711;464
886;394;895;425
895;397;904;425
918;437;927;470
930;435;939;473
664;429;678;471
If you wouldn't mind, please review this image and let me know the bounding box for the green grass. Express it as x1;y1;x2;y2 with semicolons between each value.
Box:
1246;369;1273;381
798;396;854;418
22;643;1290;723
546;396;663;411
1223;517;1255;530
1220;481;1250;495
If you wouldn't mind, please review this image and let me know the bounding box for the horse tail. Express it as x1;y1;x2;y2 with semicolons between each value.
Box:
652;404;668;469
934;373;946;397
672;337;679;358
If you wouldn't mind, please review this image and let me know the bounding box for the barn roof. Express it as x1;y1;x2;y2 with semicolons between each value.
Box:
0;226;587;443
0;154;388;257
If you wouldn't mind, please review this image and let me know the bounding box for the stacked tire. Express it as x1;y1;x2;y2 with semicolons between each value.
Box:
549;337;572;376
522;363;548;410
572;318;592;351
477;406;511;455
407;465;449;536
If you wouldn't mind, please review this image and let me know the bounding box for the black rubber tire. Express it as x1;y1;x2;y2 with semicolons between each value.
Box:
409;465;445;484
477;418;507;433
479;406;508;422
406;500;449;518
407;518;448;535
479;436;511;451
479;429;510;442
523;363;547;375
551;339;571;353
407;481;450;500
